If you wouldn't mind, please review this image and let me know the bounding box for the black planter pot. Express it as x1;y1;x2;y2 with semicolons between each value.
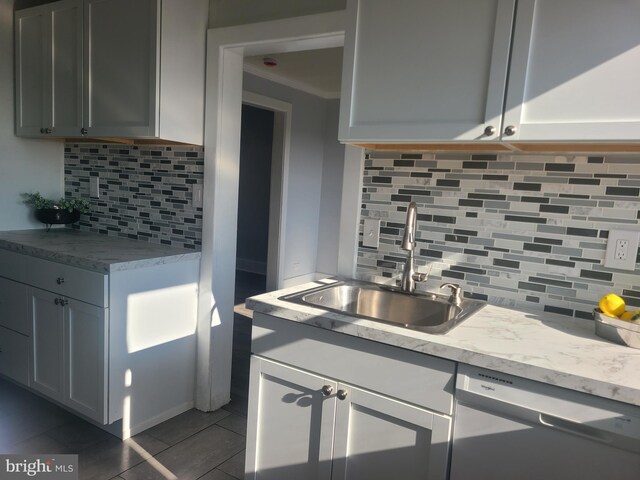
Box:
35;208;81;227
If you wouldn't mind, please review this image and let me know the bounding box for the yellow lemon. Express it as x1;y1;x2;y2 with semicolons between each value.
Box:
619;310;637;321
599;294;626;318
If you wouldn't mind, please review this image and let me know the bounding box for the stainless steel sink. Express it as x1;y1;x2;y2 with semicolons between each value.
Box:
281;280;485;334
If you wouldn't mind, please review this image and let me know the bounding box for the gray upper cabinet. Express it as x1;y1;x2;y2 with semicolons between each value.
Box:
339;0;516;143
340;0;640;143
503;0;640;141
15;0;83;137
15;0;207;144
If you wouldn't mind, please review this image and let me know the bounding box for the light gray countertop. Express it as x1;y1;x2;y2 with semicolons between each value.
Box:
0;229;201;273
247;278;640;408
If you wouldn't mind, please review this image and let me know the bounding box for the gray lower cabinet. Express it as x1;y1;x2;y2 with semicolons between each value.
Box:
246;312;454;480
29;286;108;423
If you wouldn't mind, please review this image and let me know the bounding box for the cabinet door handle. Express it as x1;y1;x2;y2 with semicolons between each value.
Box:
504;125;517;136
337;389;348;400
483;125;496;136
56;277;65;285
54;298;60;305
42;127;52;134
59;299;68;307
321;385;333;397
81;128;88;135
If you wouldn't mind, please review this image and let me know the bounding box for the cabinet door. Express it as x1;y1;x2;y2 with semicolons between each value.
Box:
15;5;50;136
0;277;30;336
245;357;337;480
503;0;640;141
332;383;452;480
29;288;64;401
84;0;159;137
339;0;515;142
64;299;108;424
50;0;83;136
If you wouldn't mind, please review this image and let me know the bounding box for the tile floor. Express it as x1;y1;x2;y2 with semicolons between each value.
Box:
0;378;248;480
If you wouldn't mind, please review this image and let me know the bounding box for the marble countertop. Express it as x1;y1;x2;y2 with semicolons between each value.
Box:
0;229;201;273
247;278;640;408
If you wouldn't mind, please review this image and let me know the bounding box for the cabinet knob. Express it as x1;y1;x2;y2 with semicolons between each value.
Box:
321;385;333;397
81;128;88;135
504;125;517;136
59;298;68;307
42;127;52;134
56;277;65;285
337;389;348;401
54;298;60;305
483;125;496;136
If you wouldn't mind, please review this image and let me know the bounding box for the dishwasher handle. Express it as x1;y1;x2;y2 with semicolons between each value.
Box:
538;413;613;444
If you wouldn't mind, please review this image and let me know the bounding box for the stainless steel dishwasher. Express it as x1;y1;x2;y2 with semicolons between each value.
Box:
450;364;640;480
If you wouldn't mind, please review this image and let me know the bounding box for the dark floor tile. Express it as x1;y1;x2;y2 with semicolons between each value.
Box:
78;433;170;480
216;414;246;437
46;417;115;452
4;432;73;454
144;408;231;446
121;425;245;480
197;470;236;480
0;401;75;450
222;399;248;417
217;450;245;479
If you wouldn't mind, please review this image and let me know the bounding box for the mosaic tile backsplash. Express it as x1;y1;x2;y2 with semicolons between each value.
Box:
64;144;203;249
356;152;640;319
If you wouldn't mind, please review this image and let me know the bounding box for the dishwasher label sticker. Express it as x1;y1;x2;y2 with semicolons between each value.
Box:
0;455;78;480
480;384;496;392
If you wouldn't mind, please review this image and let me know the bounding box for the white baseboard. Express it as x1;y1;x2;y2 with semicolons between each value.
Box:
236;257;267;275
100;401;195;440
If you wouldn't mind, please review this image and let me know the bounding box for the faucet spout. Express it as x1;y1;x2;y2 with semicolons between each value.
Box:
400;202;425;293
401;202;418;251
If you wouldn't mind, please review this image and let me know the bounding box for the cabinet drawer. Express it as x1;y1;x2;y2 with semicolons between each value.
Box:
252;313;455;415
0;249;107;307
0;325;29;384
0;276;30;335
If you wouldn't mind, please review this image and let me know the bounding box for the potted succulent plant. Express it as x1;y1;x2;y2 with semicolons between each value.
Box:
23;192;91;230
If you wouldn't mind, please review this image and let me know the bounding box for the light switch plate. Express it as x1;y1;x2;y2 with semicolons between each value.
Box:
604;229;640;271
89;176;99;198
362;218;380;248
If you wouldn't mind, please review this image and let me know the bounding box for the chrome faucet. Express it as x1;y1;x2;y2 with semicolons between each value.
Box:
400;202;426;293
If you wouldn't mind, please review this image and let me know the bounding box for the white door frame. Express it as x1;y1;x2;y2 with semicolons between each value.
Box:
196;11;346;411
241;91;292;292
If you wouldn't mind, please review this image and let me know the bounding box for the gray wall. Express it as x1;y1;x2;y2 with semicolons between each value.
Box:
237;104;274;273
243;72;344;282
0;0;64;231
209;0;345;28
316;99;345;275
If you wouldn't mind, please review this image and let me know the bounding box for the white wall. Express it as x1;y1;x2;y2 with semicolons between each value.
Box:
316;98;345;275
209;0;345;28
243;72;329;282
0;0;64;231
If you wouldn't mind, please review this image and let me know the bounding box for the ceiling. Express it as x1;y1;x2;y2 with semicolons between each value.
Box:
244;47;344;99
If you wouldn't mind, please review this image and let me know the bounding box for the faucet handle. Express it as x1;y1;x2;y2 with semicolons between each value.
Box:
440;283;462;304
413;273;427;282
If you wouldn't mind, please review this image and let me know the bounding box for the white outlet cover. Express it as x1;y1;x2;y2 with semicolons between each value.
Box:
604;229;640;271
362;218;380;248
89;176;99;198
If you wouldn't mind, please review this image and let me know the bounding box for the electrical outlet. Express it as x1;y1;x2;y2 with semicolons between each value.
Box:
192;184;203;207
89;176;99;198
362;218;380;248
615;239;629;261
604;230;640;271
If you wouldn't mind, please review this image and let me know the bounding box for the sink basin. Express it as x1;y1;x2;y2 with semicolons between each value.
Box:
281;281;485;334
